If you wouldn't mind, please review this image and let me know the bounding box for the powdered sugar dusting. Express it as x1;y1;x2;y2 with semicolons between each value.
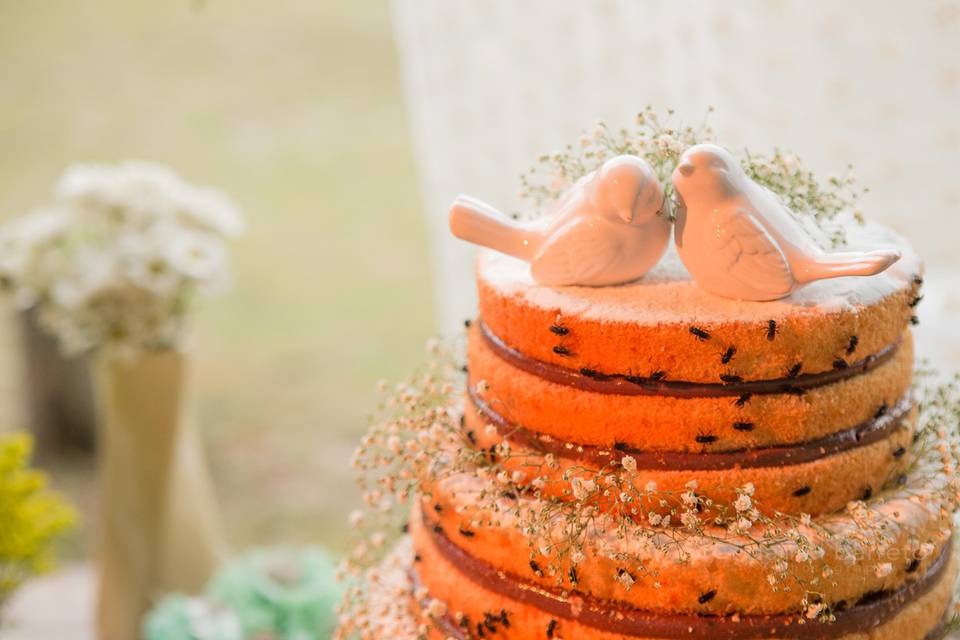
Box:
479;220;921;325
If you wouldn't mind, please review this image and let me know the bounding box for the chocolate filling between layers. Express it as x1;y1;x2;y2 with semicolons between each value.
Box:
468;390;913;470
420;516;952;640
479;320;901;398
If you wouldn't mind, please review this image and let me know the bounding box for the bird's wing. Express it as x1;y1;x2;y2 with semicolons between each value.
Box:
709;205;795;297
530;219;625;286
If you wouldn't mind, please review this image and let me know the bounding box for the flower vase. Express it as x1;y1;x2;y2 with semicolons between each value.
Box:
93;349;227;640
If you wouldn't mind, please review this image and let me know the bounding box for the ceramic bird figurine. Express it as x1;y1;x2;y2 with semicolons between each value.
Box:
671;144;901;301
448;155;671;286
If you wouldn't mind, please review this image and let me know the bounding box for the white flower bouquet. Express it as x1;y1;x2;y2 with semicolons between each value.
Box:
0;161;244;356
0;161;239;636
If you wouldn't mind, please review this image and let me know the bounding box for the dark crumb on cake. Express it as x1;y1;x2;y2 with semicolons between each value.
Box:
483;611;504;633
897;473;908;486
732;422;754;432
499;609;510;628
698;590;717;604
549;324;569;336
433;524;444;535
735;393;752;407
568;566;578;585
893;446;907;459
862;486;873;500
787;363;803;378
617;568;636;582
793;486;812;497
530;560;544;577
696;434;719;444
876;402;888;418
614;441;629;451
461;364;468;373
721;346;737;364
501;490;518;501
720;374;743;384
906;558;921;573
689;326;711;341
911;315;920;326
628;371;667;385
767;320;777;341
846;335;859;355
466;430;476;445
464;318;472;328
833;358;849;370
458;525;475;538
580;367;609;380
401;522;409;533
909;295;923;308
434;504;443;513
553;345;572;356
547;619;558;638
856;590;886;607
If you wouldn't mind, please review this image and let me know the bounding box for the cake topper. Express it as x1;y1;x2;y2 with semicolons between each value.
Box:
672;144;901;301
448;155;670;287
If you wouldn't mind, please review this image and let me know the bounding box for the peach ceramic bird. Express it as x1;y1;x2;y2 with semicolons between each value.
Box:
448;155;670;287
672;144;901;301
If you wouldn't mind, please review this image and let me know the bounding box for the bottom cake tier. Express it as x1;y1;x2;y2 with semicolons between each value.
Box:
360;536;955;640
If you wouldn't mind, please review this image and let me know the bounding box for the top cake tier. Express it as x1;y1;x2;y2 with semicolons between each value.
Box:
477;220;922;384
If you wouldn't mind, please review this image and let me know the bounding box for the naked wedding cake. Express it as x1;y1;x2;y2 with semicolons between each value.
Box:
337;113;960;639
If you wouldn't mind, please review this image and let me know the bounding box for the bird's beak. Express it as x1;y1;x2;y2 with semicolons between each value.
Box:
677;161;694;177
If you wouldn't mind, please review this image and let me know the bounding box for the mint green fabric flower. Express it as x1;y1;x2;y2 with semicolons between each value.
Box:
207;547;341;640
143;595;244;640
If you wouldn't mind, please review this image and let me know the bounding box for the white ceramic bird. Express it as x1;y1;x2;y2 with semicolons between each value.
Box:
671;144;901;301
448;155;671;287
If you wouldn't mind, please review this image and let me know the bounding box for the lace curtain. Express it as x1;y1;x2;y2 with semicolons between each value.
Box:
392;0;960;365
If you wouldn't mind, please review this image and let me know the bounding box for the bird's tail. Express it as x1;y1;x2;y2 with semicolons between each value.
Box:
448;195;538;261
794;249;902;284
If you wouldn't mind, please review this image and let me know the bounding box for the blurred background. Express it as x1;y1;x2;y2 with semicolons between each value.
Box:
0;0;958;634
0;0;433;559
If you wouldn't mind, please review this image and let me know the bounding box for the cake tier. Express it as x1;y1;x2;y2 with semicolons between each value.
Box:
414;472;952;618
468;321;914;452
464;396;915;517
411;529;954;640
358;538;952;640
476;221;922;385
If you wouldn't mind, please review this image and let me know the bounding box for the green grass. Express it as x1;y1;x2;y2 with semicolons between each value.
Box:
0;0;433;553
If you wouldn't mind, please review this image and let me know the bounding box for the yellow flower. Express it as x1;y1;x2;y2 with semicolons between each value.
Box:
0;433;76;604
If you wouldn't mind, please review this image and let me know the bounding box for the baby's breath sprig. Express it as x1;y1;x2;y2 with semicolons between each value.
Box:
519;106;714;223
337;340;960;637
742;149;867;247
518;107;867;247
